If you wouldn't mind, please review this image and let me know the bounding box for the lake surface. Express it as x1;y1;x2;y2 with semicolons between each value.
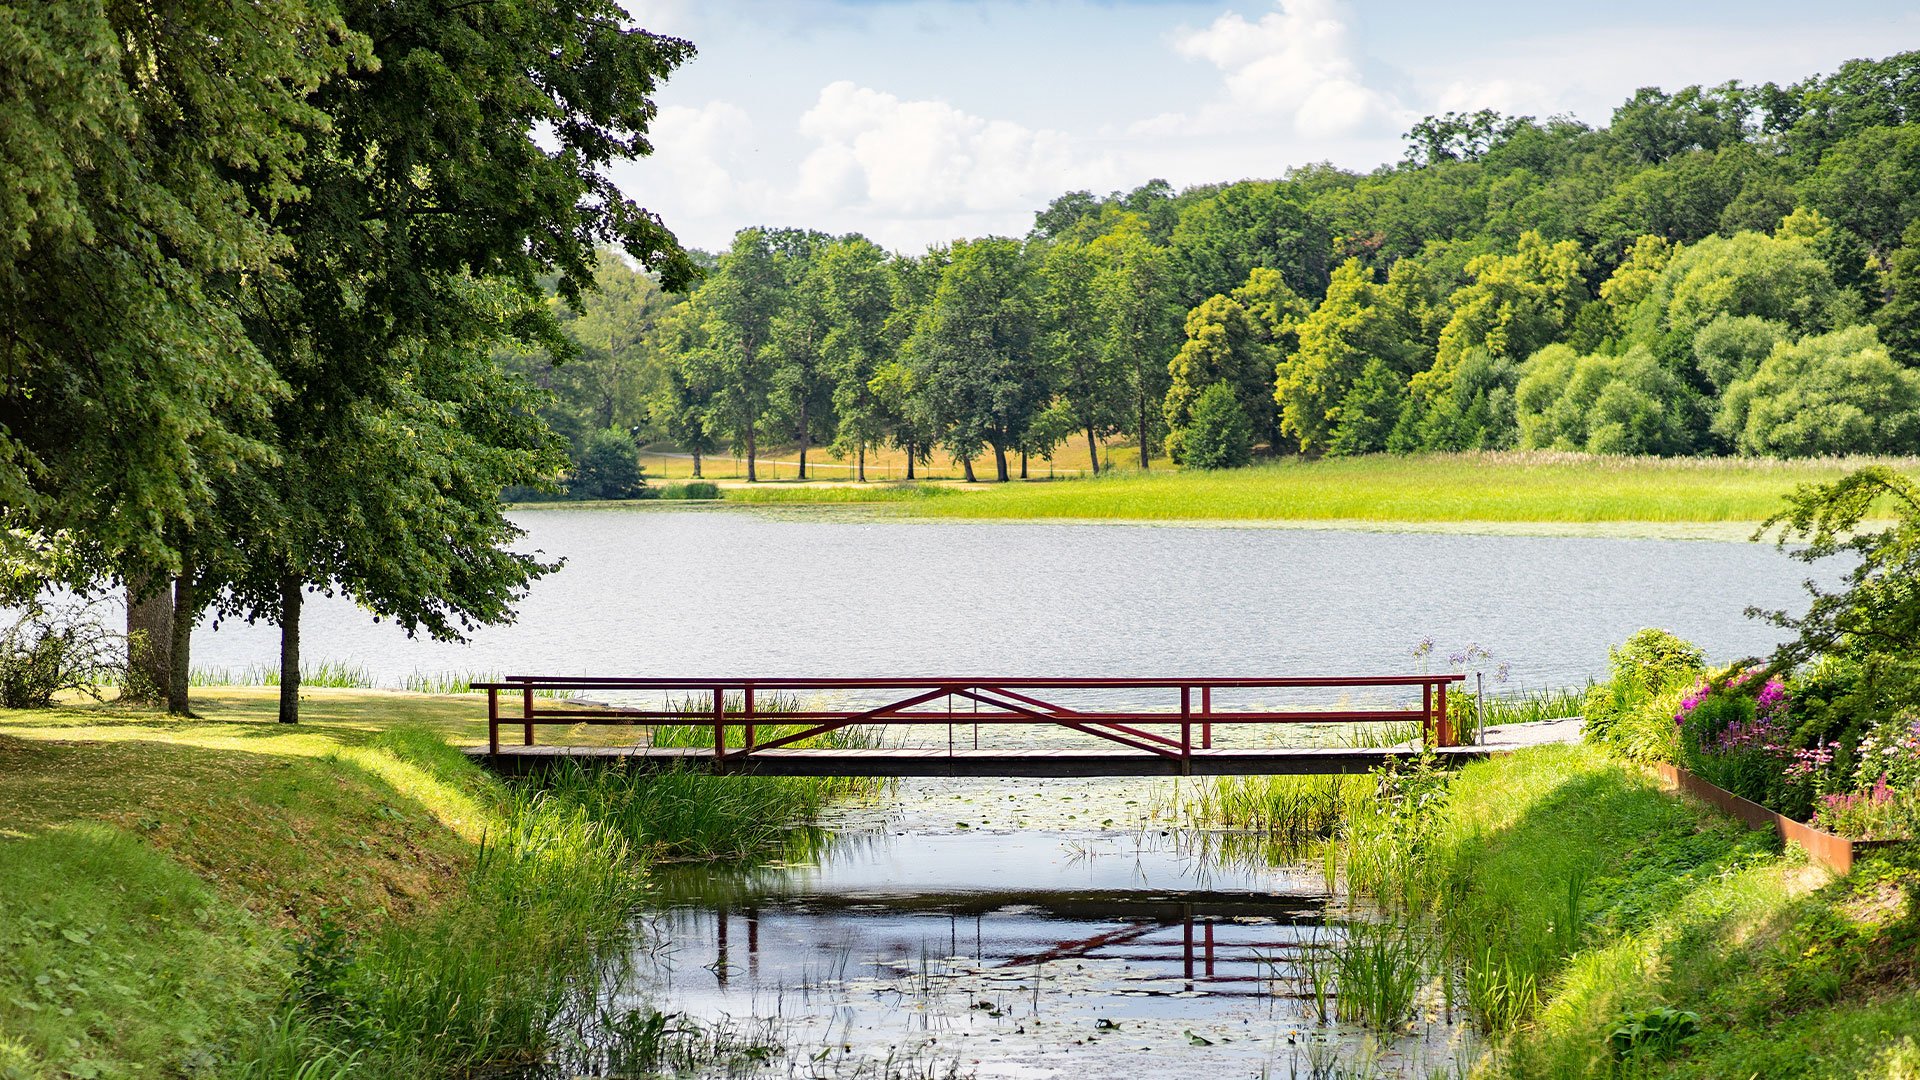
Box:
195;506;1826;692
598;778;1473;1079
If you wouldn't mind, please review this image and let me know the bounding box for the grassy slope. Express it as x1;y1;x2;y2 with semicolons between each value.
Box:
0;691;495;1075
1383;745;1919;1078
718;452;1914;525
0;688;885;1078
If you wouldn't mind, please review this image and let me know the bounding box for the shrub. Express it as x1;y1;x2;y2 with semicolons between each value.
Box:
1716;326;1920;457
1611;628;1706;696
567;428;649;500
1180;381;1253;469
1583;628;1705;761
660;480;721;500
1515;345;1696;455
0;602;120;708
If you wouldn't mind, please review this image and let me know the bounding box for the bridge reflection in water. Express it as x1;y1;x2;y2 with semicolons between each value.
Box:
692;891;1328;1000
612;830;1468;1076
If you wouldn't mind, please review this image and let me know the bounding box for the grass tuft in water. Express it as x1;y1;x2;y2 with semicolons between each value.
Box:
1329;918;1432;1031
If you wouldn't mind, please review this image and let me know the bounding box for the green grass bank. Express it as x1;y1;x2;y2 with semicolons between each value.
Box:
720;452;1914;527
0;689;873;1079
1350;744;1920;1078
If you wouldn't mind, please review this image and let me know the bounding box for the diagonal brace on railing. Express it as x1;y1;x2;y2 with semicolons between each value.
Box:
952;687;1186;758
741;685;956;755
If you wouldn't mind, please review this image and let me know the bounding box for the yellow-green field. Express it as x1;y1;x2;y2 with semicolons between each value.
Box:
715;452;1913;527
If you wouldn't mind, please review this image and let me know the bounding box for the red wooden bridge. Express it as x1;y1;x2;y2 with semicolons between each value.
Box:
468;674;1483;777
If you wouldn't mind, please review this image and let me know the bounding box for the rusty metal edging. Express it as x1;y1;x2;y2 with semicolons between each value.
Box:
1652;763;1903;875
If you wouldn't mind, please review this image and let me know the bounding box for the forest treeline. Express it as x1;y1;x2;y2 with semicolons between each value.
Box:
523;51;1920;482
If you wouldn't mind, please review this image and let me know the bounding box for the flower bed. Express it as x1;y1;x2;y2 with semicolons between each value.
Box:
1652;762;1901;874
1674;662;1920;841
1585;629;1918;851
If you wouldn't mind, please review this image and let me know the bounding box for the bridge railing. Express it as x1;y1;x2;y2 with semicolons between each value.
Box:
473;675;1466;759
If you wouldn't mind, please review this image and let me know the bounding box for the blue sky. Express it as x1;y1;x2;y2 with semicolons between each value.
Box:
612;0;1920;253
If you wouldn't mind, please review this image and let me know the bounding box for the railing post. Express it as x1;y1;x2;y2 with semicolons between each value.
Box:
522;683;534;747
1201;685;1212;750
487;687;499;755
1437;680;1454;748
1180;685;1192;770
743;683;756;754
712;687;726;762
1422;682;1434;750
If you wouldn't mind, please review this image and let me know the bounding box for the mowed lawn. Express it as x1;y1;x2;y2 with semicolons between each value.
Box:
722;452;1917;525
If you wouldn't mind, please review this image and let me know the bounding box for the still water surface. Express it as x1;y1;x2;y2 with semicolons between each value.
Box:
196;506;1825;689
611;779;1469;1079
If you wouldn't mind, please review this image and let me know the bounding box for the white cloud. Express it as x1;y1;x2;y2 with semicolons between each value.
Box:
645;101;762;218
1432;77;1554;118
1145;0;1406;138
794;81;1103;221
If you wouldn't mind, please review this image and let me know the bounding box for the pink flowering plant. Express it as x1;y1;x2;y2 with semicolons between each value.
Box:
1674;666;1827;819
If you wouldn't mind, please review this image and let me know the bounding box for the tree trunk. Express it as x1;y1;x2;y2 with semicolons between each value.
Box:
691;449;703;479
166;564;196;717
1138;393;1151;469
993;443;1010;482
905;445;916;481
125;576;173;704
796;402;809;479
1019;451;1028;480
1085;423;1102;475
278;575;302;724
857;444;866;482
962;455;976;482
745;428;757;482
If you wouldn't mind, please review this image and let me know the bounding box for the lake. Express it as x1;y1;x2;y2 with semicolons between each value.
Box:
195;506;1825;692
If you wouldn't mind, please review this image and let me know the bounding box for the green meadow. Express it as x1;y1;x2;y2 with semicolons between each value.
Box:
717;452;1914;527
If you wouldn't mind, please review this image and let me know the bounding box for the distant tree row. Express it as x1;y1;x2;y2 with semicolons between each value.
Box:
525;51;1920;476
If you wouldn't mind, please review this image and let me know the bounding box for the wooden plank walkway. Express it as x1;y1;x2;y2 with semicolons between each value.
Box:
465;743;1502;777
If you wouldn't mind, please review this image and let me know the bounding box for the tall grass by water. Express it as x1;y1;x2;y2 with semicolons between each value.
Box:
744;452;1912;524
571;697;886;858
188;664;575;697
219;718;883;1077
228;727;646;1078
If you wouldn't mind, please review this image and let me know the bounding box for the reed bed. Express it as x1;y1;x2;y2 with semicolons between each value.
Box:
744;451;1914;524
190;661;376;689
226;727;644;1078
536;693;887;860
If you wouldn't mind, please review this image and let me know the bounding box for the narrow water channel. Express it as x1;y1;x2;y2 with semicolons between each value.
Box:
601;776;1472;1079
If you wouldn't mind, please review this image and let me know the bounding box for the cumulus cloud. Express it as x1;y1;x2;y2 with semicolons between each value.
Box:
794;81;1104;221
1432;77;1554;118
1140;0;1406;138
644;101;763;218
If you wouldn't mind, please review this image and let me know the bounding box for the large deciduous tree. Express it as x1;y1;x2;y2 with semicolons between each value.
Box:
1164;296;1269;464
1;0;355;689
916;239;1045;482
1038;240;1124;474
198;0;696;720
814;237;895;481
1089;221;1182;467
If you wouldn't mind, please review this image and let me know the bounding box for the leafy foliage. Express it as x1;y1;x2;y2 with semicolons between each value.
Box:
0;602;120;708
1179;383;1254;470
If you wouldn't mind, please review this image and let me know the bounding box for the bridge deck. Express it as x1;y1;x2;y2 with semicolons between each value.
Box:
465;743;1500;777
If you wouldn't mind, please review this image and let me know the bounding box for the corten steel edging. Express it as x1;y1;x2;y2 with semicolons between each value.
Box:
1653;763;1903;875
